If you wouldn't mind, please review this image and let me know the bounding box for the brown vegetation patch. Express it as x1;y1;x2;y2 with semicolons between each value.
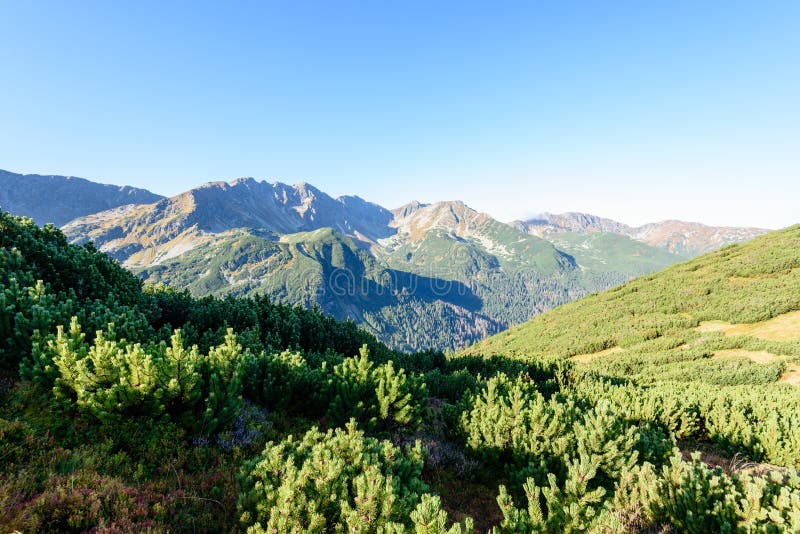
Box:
780;364;800;385
678;440;790;477
696;310;800;341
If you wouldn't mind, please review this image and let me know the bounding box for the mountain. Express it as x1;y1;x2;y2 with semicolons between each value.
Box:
0;169;163;226
544;231;686;279
63;178;393;265
514;212;630;236
631;219;769;256
514;212;769;256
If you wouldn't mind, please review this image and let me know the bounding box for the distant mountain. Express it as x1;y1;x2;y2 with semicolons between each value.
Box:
630;220;769;256
544;232;685;278
514;212;630;236
513;212;769;256
0;169;163;226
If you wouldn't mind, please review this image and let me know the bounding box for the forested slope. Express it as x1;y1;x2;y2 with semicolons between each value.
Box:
3;211;800;532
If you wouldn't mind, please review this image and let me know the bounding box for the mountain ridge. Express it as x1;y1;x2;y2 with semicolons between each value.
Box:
0;169;164;227
514;211;769;256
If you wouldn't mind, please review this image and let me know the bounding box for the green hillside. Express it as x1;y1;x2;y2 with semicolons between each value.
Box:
137;227;506;351
547;231;687;276
5;211;800;532
466;224;800;366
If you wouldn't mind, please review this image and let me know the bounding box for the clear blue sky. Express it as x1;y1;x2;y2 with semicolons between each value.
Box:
1;1;798;228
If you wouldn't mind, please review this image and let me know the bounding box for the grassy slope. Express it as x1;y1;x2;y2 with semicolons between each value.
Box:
463;225;800;384
546;231;686;275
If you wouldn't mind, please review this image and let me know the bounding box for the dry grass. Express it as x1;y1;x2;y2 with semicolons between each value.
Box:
712;349;777;364
696;310;800;341
678;441;790;478
571;346;624;363
696;320;737;334
780;364;800;385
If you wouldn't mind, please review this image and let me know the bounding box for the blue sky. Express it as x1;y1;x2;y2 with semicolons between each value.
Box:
1;1;798;228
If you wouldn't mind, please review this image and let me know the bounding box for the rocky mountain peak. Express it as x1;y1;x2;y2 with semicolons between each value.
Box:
392;200;428;219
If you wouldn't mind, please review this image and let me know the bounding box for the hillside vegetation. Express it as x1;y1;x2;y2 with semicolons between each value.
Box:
467;224;800;362
3;211;800;532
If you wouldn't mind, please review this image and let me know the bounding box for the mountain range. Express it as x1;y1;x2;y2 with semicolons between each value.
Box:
0;169;769;350
513;212;766;256
0;169;164;227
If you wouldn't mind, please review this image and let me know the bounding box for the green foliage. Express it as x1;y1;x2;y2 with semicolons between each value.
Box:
30;318;246;434
497;461;607;533
4;210;800;532
327;345;428;434
242;348;325;412
0;212;141;306
574;375;800;468
460;374;640;486
145;283;391;358
407;494;474;534
238;421;428;533
613;452;800;532
199;329;246;434
52;322;159;424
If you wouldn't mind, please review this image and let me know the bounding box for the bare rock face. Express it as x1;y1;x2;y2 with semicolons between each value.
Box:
0;169;164;227
513;212;768;257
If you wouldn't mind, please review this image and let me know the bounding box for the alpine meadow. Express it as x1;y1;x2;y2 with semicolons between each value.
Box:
2;1;800;532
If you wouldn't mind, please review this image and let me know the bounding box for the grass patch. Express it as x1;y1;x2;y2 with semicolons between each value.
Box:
571;346;625;363
697;310;800;341
712;349;778;364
